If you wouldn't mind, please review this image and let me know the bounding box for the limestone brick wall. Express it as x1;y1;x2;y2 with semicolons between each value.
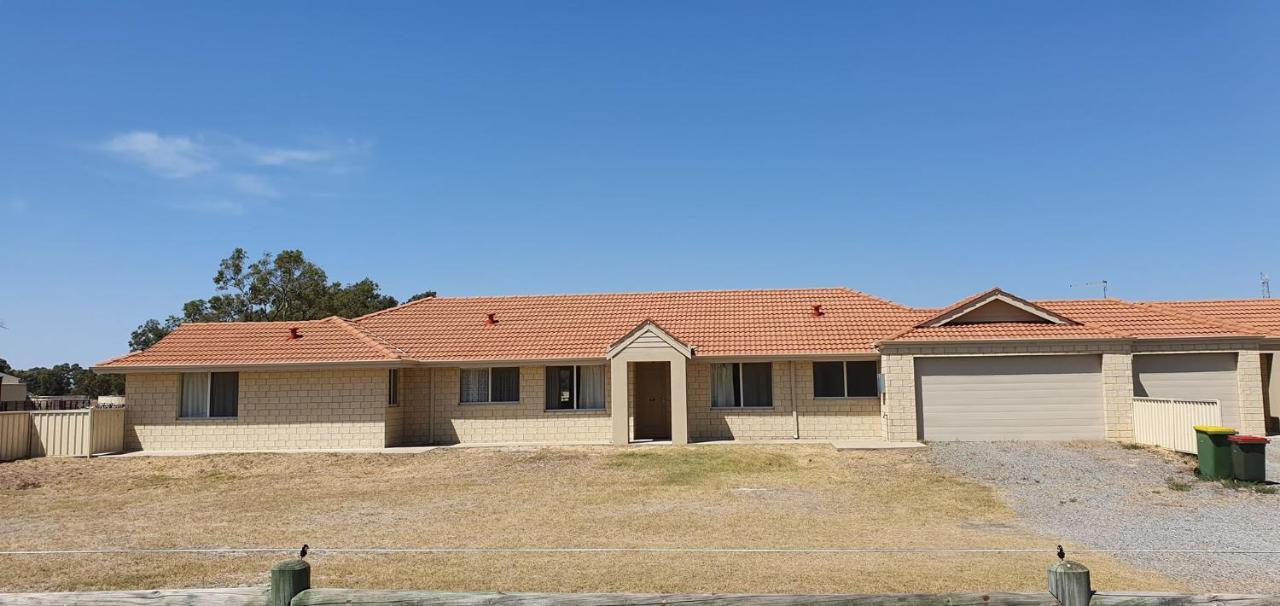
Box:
1236;351;1268;436
687;360;882;441
124;369;389;451
429;365;612;444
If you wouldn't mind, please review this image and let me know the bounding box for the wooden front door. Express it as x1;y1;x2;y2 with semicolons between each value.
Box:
633;362;671;440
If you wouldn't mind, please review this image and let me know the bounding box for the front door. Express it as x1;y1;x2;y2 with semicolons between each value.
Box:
633;362;671;440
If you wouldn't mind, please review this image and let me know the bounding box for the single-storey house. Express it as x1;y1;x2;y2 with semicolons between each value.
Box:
93;287;1280;451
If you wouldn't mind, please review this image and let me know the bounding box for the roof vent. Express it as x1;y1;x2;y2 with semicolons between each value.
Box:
811;305;825;317
289;327;301;340
485;313;498;325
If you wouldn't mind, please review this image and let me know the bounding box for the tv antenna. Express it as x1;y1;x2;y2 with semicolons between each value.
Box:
1263;273;1272;299
1070;280;1109;299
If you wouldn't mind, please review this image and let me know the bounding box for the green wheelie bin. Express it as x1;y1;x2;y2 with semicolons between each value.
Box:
1228;435;1269;483
1192;425;1236;480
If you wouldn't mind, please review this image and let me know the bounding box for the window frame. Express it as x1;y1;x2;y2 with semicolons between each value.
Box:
178;371;239;419
711;362;773;409
387;369;400;407
813;361;879;399
544;365;606;411
459;367;521;404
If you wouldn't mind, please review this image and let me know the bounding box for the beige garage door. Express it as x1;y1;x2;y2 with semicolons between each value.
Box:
916;355;1104;441
1134;353;1239;429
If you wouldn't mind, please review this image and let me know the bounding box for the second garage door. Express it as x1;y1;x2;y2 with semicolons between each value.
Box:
916;355;1104;441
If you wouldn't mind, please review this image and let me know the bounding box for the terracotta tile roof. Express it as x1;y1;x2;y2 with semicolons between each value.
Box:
353;288;922;360
95;287;1276;370
1040;299;1261;339
886;322;1120;342
96;316;405;369
1144;299;1280;337
878;297;1261;343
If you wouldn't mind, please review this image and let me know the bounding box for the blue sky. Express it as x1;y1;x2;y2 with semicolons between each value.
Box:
2;1;1278;368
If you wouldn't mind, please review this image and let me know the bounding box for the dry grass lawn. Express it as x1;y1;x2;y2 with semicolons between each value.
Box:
0;445;1178;593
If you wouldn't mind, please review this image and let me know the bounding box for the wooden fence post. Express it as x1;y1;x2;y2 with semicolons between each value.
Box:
270;559;310;606
1048;559;1092;606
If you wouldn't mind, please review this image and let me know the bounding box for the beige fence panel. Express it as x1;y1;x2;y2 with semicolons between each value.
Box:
0;411;32;461
88;408;125;456
1133;397;1221;454
27;408;127;458
29;410;89;457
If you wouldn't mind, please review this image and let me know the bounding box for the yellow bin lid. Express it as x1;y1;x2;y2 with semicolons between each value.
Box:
1193;425;1237;435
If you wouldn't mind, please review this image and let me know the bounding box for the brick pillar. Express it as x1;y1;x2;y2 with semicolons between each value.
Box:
880;353;918;442
1237;351;1267;436
1102;353;1134;441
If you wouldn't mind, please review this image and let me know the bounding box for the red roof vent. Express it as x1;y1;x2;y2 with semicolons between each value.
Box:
811;305;825;318
288;327;301;340
485;313;498;325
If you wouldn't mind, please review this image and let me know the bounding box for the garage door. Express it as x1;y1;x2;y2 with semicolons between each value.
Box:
916;355;1104;441
1134;353;1239;429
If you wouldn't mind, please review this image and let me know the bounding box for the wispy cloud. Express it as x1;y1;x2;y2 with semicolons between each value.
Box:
229;173;280;198
168;199;246;215
99;131;216;178
90;131;370;213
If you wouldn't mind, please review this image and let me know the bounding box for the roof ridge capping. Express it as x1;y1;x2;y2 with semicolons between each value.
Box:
329;316;408;359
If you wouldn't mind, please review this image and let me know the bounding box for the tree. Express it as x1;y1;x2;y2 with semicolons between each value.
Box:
130;248;419;350
129;316;182;352
5;363;125;397
407;290;437;302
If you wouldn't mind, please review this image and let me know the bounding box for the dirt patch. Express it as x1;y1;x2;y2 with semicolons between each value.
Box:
0;445;1176;592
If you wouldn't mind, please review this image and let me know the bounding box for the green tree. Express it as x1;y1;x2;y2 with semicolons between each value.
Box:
129;316;182;351
407;290;437;302
130;248;418;350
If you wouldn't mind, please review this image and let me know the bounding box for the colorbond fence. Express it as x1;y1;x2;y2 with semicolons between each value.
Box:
0;408;125;461
1133;397;1221;454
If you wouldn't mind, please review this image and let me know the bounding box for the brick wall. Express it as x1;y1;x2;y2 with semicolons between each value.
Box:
124;369;390;451
687;361;882;441
427;366;613;444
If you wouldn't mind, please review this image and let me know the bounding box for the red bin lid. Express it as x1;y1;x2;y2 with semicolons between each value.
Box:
1227;435;1270;444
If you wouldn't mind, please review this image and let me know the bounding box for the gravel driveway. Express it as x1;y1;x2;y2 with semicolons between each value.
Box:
929;441;1280;593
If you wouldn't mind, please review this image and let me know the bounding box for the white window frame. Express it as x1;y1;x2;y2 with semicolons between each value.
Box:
460;367;520;404
814;361;878;399
546;365;605;411
711;362;773;409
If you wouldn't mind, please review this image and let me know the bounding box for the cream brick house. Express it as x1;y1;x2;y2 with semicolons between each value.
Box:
94;287;1280;451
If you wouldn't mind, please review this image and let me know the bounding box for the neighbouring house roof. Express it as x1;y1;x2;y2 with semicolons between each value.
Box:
94;287;1280;371
1;372;21;384
1039;299;1263;339
1143;299;1280;337
95;316;406;371
352;288;922;361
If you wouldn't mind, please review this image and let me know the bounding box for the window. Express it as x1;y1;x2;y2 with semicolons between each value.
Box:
180;372;238;418
711;362;772;408
813;361;878;398
459;367;520;403
545;365;606;410
388;369;400;407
